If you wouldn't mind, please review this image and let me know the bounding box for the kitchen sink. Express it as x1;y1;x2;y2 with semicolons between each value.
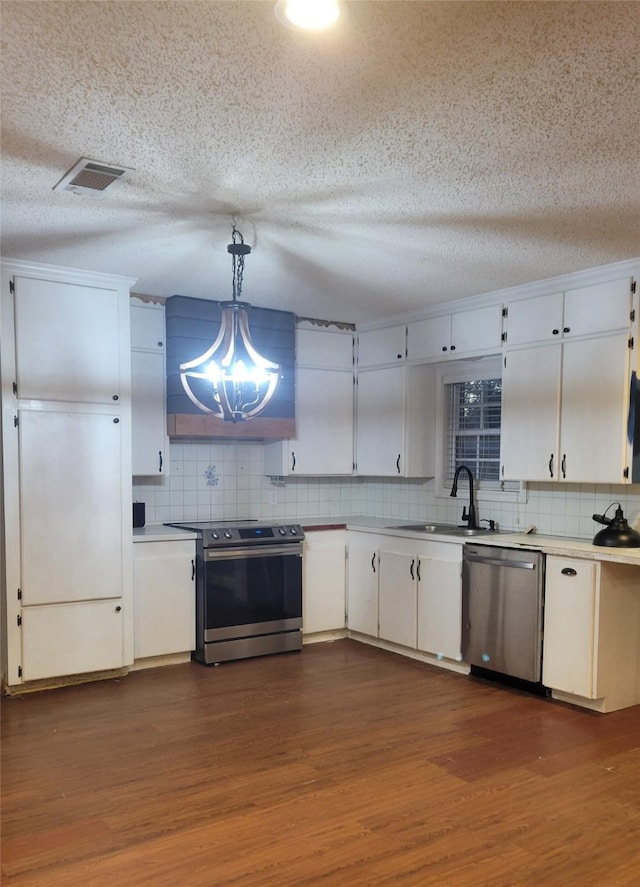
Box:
390;523;496;537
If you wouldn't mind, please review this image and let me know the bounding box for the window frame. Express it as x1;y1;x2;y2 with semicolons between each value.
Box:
434;356;526;503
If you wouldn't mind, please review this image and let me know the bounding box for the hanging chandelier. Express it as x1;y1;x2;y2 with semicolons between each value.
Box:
179;226;281;423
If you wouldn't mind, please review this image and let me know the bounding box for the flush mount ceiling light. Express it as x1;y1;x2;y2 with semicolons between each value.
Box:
275;0;342;30
179;226;281;423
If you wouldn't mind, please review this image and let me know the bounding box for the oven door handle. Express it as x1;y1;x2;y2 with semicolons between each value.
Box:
204;544;303;561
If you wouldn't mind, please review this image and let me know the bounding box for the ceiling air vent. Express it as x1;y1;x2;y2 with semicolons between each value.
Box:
53;157;133;198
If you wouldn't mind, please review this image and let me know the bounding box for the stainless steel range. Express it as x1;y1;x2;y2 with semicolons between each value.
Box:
165;520;304;665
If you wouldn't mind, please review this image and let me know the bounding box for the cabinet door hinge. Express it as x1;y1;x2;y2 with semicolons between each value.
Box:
629;336;634;350
12;381;18;395
623;467;629;479
631;308;636;323
18;666;22;678
9;279;15;294
631;279;636;295
503;355;507;369
13;415;18;427
501;331;507;343
502;306;508;317
17;614;22;627
17;588;22;600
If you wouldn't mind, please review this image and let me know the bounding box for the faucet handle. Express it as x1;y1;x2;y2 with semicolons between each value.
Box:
481;519;496;531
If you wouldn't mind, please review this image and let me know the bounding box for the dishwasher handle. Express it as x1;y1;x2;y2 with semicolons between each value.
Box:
464;554;537;570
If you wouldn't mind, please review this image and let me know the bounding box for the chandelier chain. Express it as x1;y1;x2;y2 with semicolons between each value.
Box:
231;225;245;302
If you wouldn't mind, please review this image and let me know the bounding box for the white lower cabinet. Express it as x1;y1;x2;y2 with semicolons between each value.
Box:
416;541;463;661
347;531;463;663
543;555;640;712
378;539;418;648
302;530;346;634
347;532;381;636
21;600;125;681
133;540;196;659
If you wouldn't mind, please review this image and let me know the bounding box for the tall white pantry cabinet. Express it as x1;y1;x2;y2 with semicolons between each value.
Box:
0;259;136;689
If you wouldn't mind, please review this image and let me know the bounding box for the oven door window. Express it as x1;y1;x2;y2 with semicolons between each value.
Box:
203;549;302;633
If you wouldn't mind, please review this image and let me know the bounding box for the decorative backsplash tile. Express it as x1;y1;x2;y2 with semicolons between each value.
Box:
132;440;640;537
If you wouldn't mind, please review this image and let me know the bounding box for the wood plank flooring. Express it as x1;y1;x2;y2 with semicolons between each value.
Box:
2;639;640;886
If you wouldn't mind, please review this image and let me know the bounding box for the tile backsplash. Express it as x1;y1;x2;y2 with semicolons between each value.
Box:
133;441;640;538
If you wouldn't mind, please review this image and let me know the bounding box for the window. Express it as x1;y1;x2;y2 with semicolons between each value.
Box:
444;378;502;482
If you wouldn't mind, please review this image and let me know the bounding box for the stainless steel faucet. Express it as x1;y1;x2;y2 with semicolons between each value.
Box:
450;464;479;529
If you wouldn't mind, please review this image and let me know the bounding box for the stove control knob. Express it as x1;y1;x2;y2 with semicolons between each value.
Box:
224;530;232;539
289;526;298;535
212;532;219;540
278;527;286;535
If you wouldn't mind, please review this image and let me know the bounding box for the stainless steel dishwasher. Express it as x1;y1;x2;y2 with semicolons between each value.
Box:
462;544;545;687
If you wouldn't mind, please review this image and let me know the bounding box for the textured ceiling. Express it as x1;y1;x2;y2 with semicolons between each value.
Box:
1;0;639;323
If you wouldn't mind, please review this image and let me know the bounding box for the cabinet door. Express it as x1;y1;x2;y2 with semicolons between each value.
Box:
19;408;124;605
21;599;125;681
563;277;632;338
406;315;451;361
356;367;406;476
347;534;379;636
504;292;564;346
131;350;167;476
543;557;598;698
296;328;353;369
290;367;354;475
450;304;503;356
559;334;631;483
357;325;406;367
303;530;346;633
500;344;562;481
14;276;122;403
417;542;463;660
131;301;165;350
133;540;195;658
378;545;418;648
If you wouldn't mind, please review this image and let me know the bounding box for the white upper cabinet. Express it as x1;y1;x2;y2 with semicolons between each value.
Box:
131;299;165;350
501;332;633;483
563;277;633;338
355;363;436;477
501;272;637;484
504;277;633;346
130;298;169;477
264;327;354;476
297;327;353;368
502;291;564;347
357;324;406;368
407;304;503;361
14;275;123;403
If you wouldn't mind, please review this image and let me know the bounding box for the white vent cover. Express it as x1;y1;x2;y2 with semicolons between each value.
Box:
53;157;133;197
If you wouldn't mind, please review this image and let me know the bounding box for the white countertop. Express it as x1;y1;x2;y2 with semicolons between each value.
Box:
133;525;198;543
132;517;640;565
330;516;640;566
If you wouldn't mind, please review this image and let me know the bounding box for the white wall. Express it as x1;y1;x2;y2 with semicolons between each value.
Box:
133;440;640;539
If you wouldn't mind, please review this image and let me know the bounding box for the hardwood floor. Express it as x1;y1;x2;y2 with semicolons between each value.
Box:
2;639;640;886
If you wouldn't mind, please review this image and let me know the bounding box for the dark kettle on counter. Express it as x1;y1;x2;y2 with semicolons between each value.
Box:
592;503;640;548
